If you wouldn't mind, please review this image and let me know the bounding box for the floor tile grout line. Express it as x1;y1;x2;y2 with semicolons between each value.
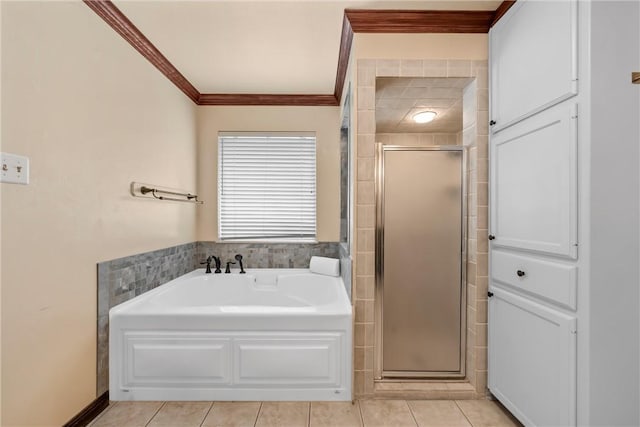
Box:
88;400;118;426
454;400;476;427
90;399;520;427
253;401;263;427
493;399;524;426
198;401;215;427
354;400;363;427
144;401;167;427
403;400;419;427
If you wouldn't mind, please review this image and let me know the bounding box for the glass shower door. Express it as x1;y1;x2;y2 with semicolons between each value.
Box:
376;145;465;378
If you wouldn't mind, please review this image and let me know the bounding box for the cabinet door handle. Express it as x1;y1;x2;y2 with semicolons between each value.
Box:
489;120;497;126
517;270;526;277
488;234;496;240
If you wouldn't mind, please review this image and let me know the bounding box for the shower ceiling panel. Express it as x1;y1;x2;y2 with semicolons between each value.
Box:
375;77;472;133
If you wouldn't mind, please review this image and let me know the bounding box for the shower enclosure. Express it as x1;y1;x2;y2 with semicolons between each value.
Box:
375;145;466;379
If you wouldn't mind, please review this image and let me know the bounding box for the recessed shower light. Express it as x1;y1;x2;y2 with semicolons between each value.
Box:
413;111;437;124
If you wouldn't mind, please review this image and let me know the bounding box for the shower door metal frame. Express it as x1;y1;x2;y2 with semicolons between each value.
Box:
374;144;467;380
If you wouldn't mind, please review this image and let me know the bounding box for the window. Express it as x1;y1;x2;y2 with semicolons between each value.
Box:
218;132;316;241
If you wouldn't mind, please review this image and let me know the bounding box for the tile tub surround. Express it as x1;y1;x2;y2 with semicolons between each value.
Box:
196;242;341;269
97;242;197;395
353;59;488;398
89;399;521;427
197;240;351;296
97;241;342;396
340;242;353;299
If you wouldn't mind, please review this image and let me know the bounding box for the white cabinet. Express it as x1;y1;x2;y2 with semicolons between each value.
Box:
490;0;578;132
489;1;640;426
490;102;578;259
491;250;577;310
488;289;577;427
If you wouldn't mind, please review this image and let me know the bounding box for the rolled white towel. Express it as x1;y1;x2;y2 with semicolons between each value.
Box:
309;256;340;277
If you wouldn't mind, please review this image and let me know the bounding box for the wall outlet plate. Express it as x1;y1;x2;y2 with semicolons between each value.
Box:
1;152;30;185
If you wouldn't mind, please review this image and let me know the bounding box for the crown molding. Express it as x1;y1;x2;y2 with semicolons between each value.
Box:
83;0;199;103
333;13;354;105
84;2;507;106
198;94;338;106
491;1;517;27
345;9;495;33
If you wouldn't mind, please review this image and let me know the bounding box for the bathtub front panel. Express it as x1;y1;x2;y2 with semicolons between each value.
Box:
123;333;232;387
109;269;352;401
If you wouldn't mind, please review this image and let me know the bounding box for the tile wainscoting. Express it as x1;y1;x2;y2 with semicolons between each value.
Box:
339;243;353;299
195;242;341;269
97;242;198;395
96;241;344;396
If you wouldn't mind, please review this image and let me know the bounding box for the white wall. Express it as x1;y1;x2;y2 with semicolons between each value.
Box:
589;1;640;425
196;106;341;242
1;2;197;425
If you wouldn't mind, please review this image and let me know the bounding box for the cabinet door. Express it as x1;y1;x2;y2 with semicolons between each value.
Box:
490;0;577;132
490;102;578;259
488;288;577;426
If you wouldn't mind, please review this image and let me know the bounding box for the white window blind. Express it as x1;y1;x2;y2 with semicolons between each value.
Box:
218;132;317;241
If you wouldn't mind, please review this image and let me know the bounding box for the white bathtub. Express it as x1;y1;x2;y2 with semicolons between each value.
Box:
109;268;352;401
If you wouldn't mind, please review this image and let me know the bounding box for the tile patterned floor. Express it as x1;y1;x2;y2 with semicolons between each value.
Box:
89;399;522;427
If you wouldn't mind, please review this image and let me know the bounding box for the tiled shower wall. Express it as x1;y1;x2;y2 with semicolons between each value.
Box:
354;58;488;398
97;241;341;395
376;133;459;146
461;77;491;396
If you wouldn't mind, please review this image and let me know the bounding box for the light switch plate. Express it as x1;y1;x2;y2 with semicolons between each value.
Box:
1;152;30;184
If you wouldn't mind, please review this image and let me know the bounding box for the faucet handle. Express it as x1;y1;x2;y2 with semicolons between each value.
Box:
199;256;213;274
225;261;236;274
